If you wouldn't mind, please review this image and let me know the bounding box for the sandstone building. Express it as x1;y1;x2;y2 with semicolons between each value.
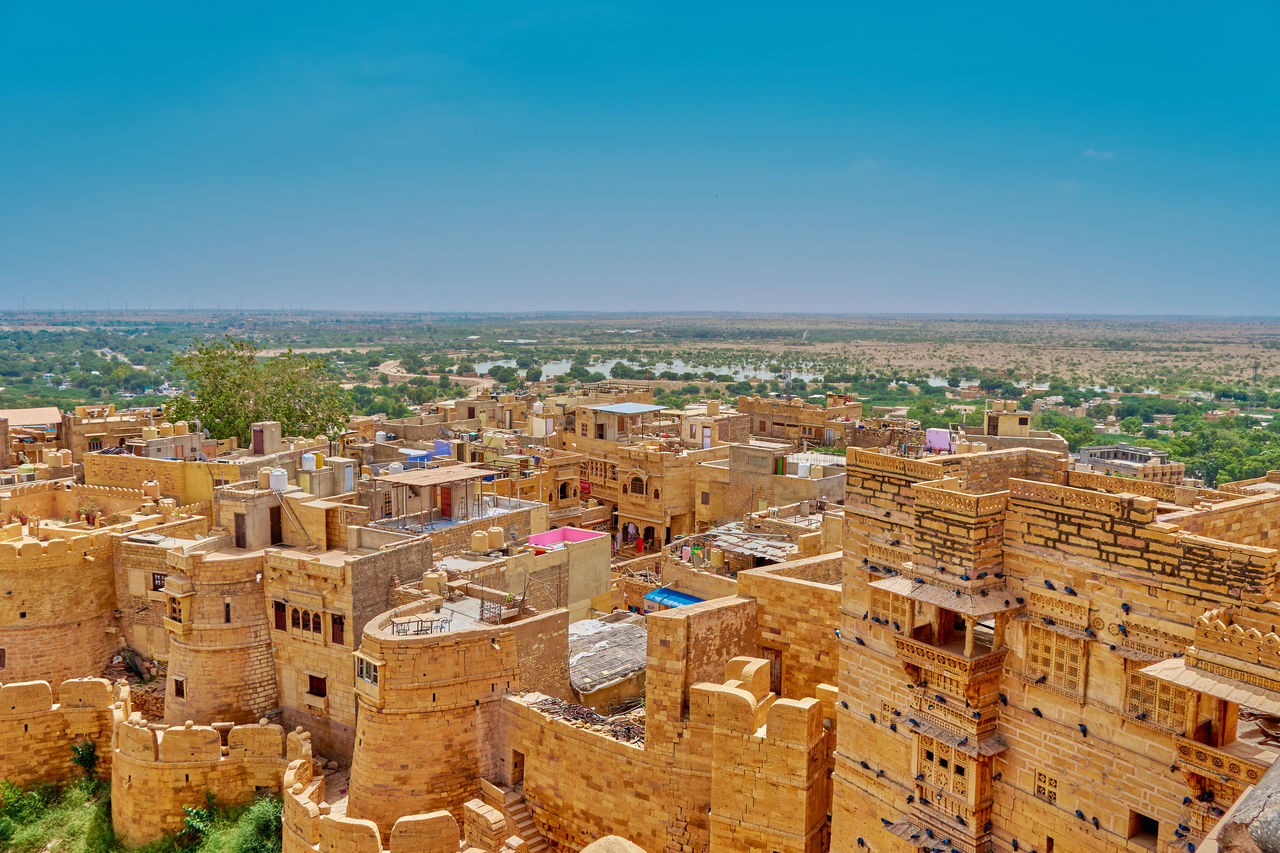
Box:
10;396;1280;853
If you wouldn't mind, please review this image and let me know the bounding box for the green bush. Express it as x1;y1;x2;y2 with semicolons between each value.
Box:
227;797;283;853
71;742;99;777
0;778;283;853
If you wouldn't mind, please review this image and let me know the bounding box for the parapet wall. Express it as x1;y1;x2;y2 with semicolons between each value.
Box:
282;758;463;853
1167;492;1280;550
0;530;119;684
1006;478;1279;599
111;715;311;847
346;607;569;833
0;677;129;786
699;657;835;853
738;556;842;697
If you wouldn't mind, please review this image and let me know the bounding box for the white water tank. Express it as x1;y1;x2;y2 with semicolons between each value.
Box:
387;462;404;475
301;452;317;471
375;430;387;443
797;462;811;478
533;400;544;414
268;468;288;491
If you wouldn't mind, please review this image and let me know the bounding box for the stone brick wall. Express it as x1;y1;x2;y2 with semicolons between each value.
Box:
164;549;278;725
737;555;842;698
1168;493;1280;550
411;504;549;559
112;520;213;661
502;696;710;853
1006;478;1278;598
0;677;128;786
112;716;312;846
502;649;836;853
833;444;1280;853
659;559;738;601
0;531;118;684
283;756;466;853
704;658;833;853
346;608;570;834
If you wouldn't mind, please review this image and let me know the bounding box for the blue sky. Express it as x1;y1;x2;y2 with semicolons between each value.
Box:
1;3;1277;314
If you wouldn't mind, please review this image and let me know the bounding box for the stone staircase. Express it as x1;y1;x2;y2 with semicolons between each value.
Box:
481;779;550;853
505;798;548;853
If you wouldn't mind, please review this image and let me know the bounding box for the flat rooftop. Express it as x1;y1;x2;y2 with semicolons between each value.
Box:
384;595;484;637
588;402;665;415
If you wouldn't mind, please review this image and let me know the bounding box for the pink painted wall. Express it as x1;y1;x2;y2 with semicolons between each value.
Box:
529;527;605;547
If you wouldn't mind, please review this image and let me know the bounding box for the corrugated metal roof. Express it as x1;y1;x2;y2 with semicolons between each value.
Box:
568;619;648;693
694;521;798;562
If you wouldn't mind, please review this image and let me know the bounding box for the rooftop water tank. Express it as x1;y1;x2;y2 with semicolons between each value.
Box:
471;530;490;553
375;430;387;443
533;401;544;413
301;452;317;471
387;462;404;475
268;468;288;491
797;462;811;478
422;569;447;595
487;526;505;550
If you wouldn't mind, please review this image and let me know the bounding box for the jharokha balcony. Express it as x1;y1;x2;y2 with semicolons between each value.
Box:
1143;605;1280;816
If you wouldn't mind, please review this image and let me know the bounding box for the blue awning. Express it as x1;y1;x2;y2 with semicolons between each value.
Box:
644;589;704;609
590;402;665;415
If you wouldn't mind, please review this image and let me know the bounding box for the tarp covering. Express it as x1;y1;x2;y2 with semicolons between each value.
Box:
644;588;705;610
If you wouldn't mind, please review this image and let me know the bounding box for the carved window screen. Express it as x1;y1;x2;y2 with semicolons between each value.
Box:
1026;625;1083;694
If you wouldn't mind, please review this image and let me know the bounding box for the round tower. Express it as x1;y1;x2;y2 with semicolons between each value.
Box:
0;529;118;685
346;601;527;833
162;548;277;724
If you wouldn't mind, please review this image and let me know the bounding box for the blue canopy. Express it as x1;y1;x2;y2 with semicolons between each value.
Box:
644;588;705;609
590;402;665;415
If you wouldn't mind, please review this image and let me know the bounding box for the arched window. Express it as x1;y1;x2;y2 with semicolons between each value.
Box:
559;482;568;500
652;489;660;501
311;612;322;634
291;608;301;629
630;477;645;495
302;611;311;632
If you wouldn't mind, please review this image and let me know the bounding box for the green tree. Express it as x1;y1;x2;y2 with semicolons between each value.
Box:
169;338;348;444
400;351;425;373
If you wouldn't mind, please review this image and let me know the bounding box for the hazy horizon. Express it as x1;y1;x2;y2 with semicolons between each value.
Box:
2;4;1277;314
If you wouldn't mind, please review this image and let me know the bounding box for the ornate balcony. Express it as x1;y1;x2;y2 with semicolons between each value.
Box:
1173;736;1269;788
894;636;1006;681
